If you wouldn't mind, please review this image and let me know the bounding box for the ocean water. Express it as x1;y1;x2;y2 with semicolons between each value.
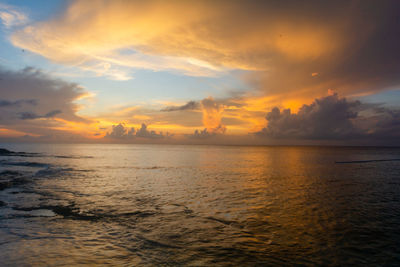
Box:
0;144;399;266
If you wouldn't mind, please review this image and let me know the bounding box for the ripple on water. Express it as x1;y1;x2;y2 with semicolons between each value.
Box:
0;145;400;265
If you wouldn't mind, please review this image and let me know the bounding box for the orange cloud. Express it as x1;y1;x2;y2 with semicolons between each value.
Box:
0;128;33;137
11;0;342;80
4;1;400;141
11;0;393;108
200;97;226;133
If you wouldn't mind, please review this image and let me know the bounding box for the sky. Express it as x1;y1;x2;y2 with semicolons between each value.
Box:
0;0;399;145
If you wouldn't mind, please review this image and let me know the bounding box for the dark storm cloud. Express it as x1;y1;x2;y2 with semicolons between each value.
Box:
257;94;400;144
161;101;199;112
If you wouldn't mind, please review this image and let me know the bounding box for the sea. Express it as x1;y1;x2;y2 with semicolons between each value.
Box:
0;144;399;266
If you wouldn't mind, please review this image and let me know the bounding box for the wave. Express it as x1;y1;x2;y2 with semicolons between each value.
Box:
12;204;156;221
134;166;167;170
34;167;70;177
2;208;56;218
54;155;94;159
104;165;174;170
137;235;182;249
1;147;98;161
335;159;400;164
34;167;92;177
0;148;40;157
2;161;51;168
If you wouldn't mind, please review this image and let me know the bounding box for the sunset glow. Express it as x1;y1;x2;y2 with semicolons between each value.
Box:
0;0;399;145
1;2;400;265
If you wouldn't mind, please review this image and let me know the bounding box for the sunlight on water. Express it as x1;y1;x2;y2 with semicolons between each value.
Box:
1;144;400;265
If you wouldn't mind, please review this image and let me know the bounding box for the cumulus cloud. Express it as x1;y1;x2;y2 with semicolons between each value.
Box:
186;126;227;140
182;97;229;139
161;101;199;112
187;128;213;139
200;97;226;134
105;123;165;140
105;123;135;139
257;93;400;144
135;123;165;139
258;94;360;139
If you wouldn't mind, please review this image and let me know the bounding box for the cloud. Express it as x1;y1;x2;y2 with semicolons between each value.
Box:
3;1;400;144
0;66;89;137
135;123;165;139
105;123;135;139
100;96;253;136
161;101;199;112
363;107;400;141
200;97;226;134
258;94;360;139
0;99;36;107
187;128;214;139
0;3;28;28
257;93;400;144
105;123;165;140
186;126;227;140
9;0;400;108
0;66;87;122
19;110;62;120
10;0;232;78
1;91;399;145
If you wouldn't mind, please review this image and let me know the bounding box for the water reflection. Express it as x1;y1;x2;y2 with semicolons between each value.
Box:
0;144;400;265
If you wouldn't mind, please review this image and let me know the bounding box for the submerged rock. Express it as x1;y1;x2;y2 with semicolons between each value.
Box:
0;170;29;191
0;148;14;155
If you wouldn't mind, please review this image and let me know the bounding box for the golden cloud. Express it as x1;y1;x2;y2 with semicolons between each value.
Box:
11;0;341;79
7;0;400;137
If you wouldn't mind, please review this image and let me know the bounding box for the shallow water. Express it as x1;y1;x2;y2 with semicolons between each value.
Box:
0;144;400;266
